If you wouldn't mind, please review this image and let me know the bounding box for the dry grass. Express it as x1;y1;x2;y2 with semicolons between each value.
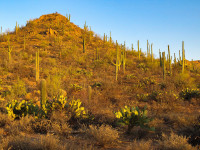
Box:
157;132;197;150
0;134;65;150
86;124;120;146
128;140;153;150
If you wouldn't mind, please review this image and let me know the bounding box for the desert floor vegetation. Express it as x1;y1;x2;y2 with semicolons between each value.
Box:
0;13;199;149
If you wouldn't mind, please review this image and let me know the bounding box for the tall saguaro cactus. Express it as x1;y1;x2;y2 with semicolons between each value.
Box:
182;41;185;73
138;40;140;60
96;47;100;60
7;36;12;65
40;79;47;108
110;31;112;44
162;52;166;80
36;50;40;82
159;49;162;67
122;42;126;74
147;40;149;58
151;43;153;62
168;45;172;75
174;53;176;66
112;41;121;81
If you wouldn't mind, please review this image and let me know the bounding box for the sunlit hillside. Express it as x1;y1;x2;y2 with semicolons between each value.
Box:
0;13;200;149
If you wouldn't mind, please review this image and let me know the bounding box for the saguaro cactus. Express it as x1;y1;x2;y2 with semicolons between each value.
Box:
69;14;71;22
151;43;153;62
138;40;140;60
15;21;19;35
122;42;126;74
40;79;47;108
162;52;166;80
159;49;162;67
131;43;134;52
168;45;172;75
1;26;2;35
112;41;121;81
147;40;148;58
174;53;176;66
182;41;185;73
96;47;100;60
110;31;112;44
36;50;40;82
7;36;12;65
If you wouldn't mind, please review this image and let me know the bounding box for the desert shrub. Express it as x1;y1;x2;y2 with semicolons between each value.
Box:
114;105;154;133
70;83;82;92
86;124;119;146
0;113;11;127
157;132;197;150
174;73;195;89
179;88;200;101
129;140;153;150
0;135;65;150
137;93;149;102
51;122;72;136
11;78;27;97
46;74;62;97
137;63;148;71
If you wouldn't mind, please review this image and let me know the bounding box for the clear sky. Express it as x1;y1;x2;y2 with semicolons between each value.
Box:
1;0;200;60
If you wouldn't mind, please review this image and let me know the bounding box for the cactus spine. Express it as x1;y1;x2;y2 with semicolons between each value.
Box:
40;79;47;108
182;41;185;73
36;50;39;82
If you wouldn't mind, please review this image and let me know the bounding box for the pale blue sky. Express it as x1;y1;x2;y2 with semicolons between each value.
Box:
1;0;200;60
